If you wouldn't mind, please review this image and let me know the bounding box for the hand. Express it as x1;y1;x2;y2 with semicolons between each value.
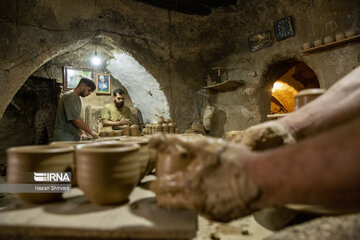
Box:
80;133;88;141
90;130;98;139
119;118;131;126
240;121;296;150
149;134;261;222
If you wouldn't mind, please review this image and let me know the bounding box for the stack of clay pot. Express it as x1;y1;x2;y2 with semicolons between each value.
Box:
122;125;131;136
302;29;358;50
141;116;180;135
6;145;75;204
76;142;141;205
130;125;140;136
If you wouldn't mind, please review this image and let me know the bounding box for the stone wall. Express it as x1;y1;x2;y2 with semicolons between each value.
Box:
0;0;359;138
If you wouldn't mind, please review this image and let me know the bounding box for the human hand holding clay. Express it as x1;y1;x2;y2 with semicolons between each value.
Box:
238;66;360;150
150;134;261;222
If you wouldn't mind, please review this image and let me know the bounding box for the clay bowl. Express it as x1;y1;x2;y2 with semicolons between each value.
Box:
335;33;345;41
345;30;356;38
302;42;312;50
295;88;326;110
6;145;74;204
118;138;156;180
50;141;92;186
323;36;334;44
76;142;140;205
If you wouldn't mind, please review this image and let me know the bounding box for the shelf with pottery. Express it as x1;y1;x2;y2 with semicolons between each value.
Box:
301;34;360;54
202;80;245;92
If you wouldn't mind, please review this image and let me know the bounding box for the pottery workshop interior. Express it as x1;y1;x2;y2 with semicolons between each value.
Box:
0;0;360;239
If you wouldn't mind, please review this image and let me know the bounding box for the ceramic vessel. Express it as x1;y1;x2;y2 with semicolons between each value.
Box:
168;123;175;134
114;130;123;136
154;124;162;133
76;142;140;205
6;145;74;204
295;88;326;110
156;116;164;124
335;33;345;41
302;42;312;50
345;30;356;38
323;36;334;44
313;39;323;47
130;125;140;136
122;125;131;136
99;131;107;137
119;138;156;179
162;123;169;133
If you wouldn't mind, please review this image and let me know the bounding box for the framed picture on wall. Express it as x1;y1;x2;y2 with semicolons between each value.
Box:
95;73;111;95
248;31;272;52
63;66;94;91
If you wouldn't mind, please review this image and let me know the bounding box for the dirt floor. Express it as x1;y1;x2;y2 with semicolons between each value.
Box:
195;215;273;240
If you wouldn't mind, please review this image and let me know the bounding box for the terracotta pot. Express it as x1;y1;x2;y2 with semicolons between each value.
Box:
323;36;334;44
119;138;155;180
168;123;175;134
99;131;107;137
313;39;323;47
107;131;116;137
6;145;74;204
76;143;140;205
295;88;326;110
114;130;123;136
157;116;165;124
335;33;345;41
49;141;92;187
345;30;356;38
122;125;131;136
130;125;140;136
302;42;312;50
154;124;162;133
162;123;169;133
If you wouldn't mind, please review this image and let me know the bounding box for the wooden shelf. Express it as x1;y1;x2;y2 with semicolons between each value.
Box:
203;80;244;92
301;34;360;54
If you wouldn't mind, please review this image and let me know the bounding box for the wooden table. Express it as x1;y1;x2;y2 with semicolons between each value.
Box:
0;178;197;239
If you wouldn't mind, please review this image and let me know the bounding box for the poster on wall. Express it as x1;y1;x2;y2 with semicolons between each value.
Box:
95;73;111;95
62;66;94;91
248;31;272;52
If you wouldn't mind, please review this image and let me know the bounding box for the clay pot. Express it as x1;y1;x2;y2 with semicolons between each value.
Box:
154;124;162;133
130;125;140;136
99;131;107;138
49;141;92;187
157;116;164;124
168;123;175;134
122;125;131;136
107;131;116;137
76;142;140;205
295;88;326;110
175;128;180;134
162;123;169;133
6;145;74;204
313;39;323;47
119;138;155;180
302;42;312;50
114;130;123;136
335;33;345;41
323;36;334;44
345;30;356;38
164;119;171;124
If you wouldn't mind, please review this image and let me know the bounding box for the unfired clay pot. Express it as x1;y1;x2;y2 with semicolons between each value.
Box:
345;30;356;38
162;123;169;133
119;138;155;180
295;88;326;110
122;125;131;136
314;39;323;47
323;36;335;44
168;123;175;134
335;33;345;41
76;142;140;205
302;42;312;50
115;130;123;136
108;131;116;137
130;125;140;136
99;131;107;137
6;145;74;204
157;116;164;124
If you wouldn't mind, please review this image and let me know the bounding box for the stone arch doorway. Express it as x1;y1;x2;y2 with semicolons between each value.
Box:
259;59;319;120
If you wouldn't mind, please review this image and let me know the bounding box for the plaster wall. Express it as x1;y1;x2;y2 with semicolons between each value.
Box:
0;0;359;137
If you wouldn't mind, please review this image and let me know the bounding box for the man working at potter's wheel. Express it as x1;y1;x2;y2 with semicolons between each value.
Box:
101;88;134;130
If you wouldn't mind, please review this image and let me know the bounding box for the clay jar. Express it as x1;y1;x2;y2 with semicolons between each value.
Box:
130;125;140;136
157;116;165;124
119;138;156;180
99;131;107;138
162;123;169;134
6;145;74;204
295;88;326;110
313;39;323;47
323;36;335;44
154;123;162;133
122;125;131;136
114;130;123;136
168;123;175;134
335;33;345;41
76;142;140;205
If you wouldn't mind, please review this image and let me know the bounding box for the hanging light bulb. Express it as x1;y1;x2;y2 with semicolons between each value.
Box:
91;44;101;66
